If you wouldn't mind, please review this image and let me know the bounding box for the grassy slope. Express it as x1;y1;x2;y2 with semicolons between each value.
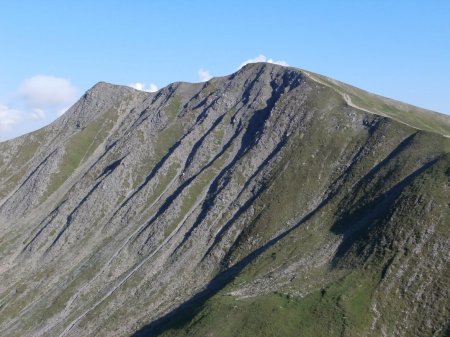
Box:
302;70;450;137
148;84;450;337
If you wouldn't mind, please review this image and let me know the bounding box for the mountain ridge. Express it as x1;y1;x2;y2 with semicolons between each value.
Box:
2;62;450;144
79;65;450;138
0;62;448;337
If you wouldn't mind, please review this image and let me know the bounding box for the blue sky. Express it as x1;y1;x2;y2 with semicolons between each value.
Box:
1;1;449;140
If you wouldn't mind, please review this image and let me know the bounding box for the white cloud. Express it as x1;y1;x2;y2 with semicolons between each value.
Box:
128;82;158;92
19;75;78;109
31;108;46;120
238;54;289;69
0;104;22;132
148;83;158;92
129;82;144;91
198;68;212;82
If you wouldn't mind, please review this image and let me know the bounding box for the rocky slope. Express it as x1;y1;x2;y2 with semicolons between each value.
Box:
0;63;449;337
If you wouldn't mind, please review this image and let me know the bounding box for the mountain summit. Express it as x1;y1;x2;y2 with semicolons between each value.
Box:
0;63;449;337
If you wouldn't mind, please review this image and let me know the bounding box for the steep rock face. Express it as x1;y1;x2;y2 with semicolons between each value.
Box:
0;63;449;337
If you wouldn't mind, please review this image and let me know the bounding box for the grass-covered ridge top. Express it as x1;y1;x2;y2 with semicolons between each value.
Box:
300;68;450;137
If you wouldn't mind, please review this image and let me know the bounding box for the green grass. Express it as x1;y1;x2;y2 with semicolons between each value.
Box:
165;95;182;120
157;269;378;337
305;70;450;136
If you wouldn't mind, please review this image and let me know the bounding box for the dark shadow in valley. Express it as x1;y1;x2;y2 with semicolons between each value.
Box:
330;157;440;264
131;191;328;337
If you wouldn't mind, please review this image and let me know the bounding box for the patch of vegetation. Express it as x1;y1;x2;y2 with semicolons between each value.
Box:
155;270;378;337
165;95;182;120
306;71;450;136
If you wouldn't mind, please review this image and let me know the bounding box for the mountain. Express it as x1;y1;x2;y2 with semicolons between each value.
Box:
0;63;449;337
